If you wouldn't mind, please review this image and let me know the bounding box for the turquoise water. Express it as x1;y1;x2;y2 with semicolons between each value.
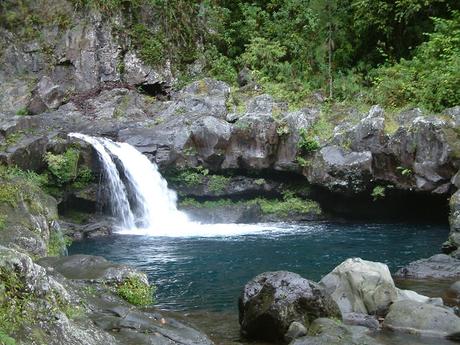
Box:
69;221;448;312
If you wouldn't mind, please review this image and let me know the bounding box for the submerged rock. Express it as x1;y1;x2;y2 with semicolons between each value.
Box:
444;281;460;306
37;254;148;284
238;271;341;341
290;318;383;345
383;300;460;339
395;254;460;280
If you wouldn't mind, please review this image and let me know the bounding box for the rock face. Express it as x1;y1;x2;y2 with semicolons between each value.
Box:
320;258;436;317
306;146;373;194
445;190;460;255
395;254;460;280
38;254;214;345
238;271;341;341
0;247;214;345
0;246;118;345
383;300;460;339
0;170;60;257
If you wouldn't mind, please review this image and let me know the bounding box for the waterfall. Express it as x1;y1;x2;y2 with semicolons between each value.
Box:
69;133;190;233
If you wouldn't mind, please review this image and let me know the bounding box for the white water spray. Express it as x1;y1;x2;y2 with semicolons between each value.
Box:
69;133;280;237
69;133;190;232
69;133;136;229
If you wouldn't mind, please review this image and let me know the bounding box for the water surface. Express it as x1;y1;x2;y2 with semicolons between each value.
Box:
69;221;448;312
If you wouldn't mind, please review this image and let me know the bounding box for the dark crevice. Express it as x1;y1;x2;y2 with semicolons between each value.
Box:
137;82;170;100
310;186;450;224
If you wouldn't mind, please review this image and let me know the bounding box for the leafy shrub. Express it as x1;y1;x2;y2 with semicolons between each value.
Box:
371;13;460;111
257;192;322;217
0;331;16;345
371;186;386;201
208;175;230;193
44;149;79;185
116;277;155;306
47;231;72;257
15;108;29;116
44;148;94;189
297;128;320;153
131;24;165;67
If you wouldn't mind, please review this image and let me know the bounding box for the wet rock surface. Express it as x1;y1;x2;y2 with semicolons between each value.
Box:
395;254;460;280
289;318;383;345
238;271;341;341
383;300;460;339
0;247;214;345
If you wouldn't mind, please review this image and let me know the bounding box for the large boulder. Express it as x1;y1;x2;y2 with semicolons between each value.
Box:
320;258;436;317
238;271;341;341
383;300;460;339
394;254;460;280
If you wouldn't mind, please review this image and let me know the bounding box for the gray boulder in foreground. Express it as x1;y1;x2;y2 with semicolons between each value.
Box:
383;300;460;340
320;258;436;317
239;271;341;341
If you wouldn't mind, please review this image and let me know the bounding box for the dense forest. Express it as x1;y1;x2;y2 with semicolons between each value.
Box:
64;0;460;111
1;0;459;111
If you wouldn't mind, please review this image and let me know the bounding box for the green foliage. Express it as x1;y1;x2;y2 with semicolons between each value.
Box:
0;215;6;231
0;166;49;210
297;128;320;153
130;23;165;67
44;148;94;189
208;175;230;193
397;166;413;177
179;198;237;209
371;186;386;201
15;108;29;116
44;148;79;185
370;12;460;111
47;231;72;257
204;46;237;85
180;194;322;217
116;277;155;307
254;178;266;186
257;192;322;217
169;167;208;187
0;331;16;345
0;267;33;335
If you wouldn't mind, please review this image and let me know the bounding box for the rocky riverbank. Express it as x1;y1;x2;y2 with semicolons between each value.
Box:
1;1;460;344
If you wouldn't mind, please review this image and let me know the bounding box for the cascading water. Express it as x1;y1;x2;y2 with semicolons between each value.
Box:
69;133;136;229
69;133;273;236
69;133;190;233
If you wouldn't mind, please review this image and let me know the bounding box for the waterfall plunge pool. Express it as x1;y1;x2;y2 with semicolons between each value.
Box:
69;221;448;312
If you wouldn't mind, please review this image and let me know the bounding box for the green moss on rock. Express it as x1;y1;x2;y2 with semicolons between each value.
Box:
116;276;155;307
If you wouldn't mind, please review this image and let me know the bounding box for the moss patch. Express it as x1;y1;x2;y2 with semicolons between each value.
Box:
257;195;322;217
116;276;155;307
208;175;230;193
